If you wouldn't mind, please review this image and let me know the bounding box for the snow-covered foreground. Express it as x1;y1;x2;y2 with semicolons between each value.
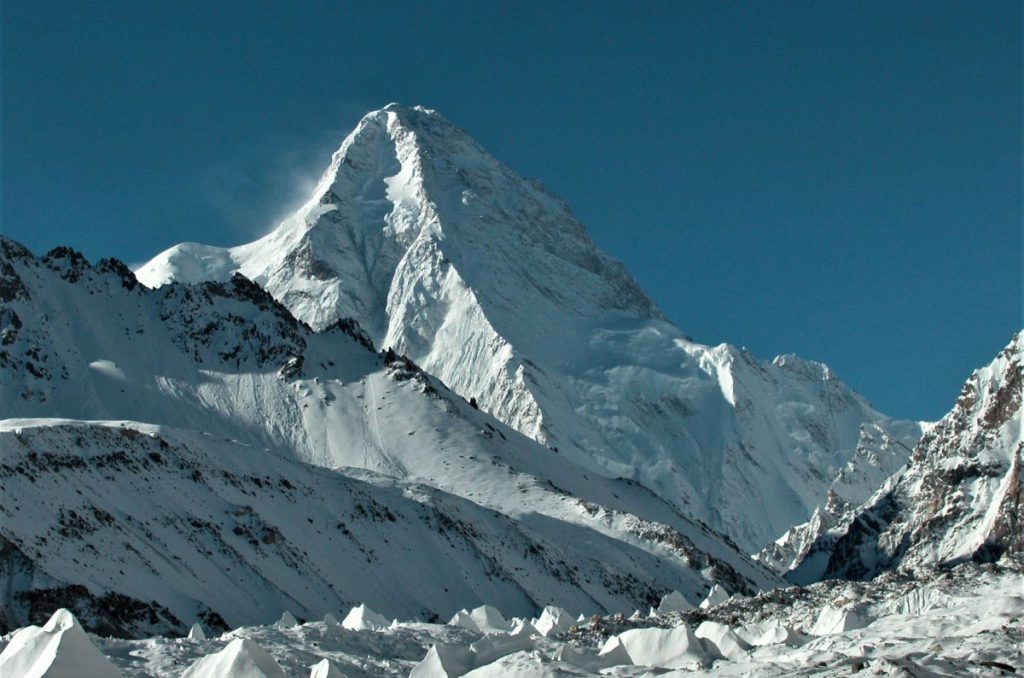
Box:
3;558;1019;677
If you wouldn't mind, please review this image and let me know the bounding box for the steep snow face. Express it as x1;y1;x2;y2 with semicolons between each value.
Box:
181;638;285;678
788;332;1024;581
0;239;780;635
135;106;921;552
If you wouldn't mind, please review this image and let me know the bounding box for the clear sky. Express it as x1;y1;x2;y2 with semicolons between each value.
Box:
3;1;1021;421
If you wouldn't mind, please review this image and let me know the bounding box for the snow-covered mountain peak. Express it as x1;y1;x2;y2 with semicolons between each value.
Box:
138;103;661;337
135;107;922;552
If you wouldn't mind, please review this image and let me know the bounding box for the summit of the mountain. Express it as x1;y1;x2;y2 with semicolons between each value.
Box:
135;106;922;552
137;104;659;334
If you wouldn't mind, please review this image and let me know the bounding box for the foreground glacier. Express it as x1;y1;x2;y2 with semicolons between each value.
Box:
137;104;923;552
1;556;1020;676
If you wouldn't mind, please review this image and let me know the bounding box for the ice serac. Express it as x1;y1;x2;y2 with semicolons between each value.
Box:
0;608;122;678
790;332;1024;581
181;638;286;678
136;104;921;551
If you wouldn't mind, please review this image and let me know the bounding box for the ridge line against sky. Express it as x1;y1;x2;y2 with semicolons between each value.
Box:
2;1;1021;420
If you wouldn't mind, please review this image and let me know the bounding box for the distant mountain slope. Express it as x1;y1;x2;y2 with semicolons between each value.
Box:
1;418;745;637
0;237;779;635
784;332;1023;582
756;422;920;575
136;104;922;551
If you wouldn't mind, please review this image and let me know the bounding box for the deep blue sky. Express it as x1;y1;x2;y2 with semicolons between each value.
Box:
3;2;1020;421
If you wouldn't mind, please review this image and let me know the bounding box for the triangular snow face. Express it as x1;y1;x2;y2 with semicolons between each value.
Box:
532;606;574;637
409;643;474;678
448;605;511;634
136;105;922;551
596;635;633;667
274;611;299;628
309;658;346;678
601;625;709;670
699;584;730;609
341;604;389;631
187;623;207;641
0;608;122;678
809;605;867;636
655;590;694;614
181;638;286;678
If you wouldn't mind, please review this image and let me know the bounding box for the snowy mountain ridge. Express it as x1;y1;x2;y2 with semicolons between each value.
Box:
0;236;778;635
779;332;1023;582
137;104;923;552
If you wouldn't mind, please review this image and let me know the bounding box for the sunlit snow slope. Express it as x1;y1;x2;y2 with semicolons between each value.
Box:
0;238;779;634
138;104;922;551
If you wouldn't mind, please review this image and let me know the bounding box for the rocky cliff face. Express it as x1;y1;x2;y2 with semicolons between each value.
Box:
757;422;919;577
136;105;922;552
785;333;1023;581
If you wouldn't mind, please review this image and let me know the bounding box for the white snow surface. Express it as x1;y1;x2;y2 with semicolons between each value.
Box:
532;606;574;638
342;605;389;632
600;624;709;669
655;590;693;615
699;584;731;610
180;637;286;678
448;606;510;635
134;104;922;551
309;657;346;678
